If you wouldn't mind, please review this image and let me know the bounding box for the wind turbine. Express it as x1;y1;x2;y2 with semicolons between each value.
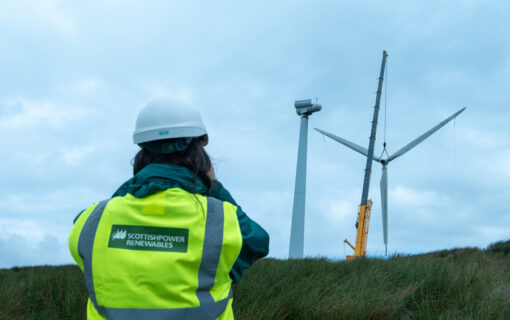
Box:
315;107;465;255
289;99;322;258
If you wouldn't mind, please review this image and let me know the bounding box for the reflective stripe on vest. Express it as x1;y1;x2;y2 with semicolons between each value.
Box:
78;197;231;320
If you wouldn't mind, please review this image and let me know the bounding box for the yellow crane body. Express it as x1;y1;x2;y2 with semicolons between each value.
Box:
345;199;372;260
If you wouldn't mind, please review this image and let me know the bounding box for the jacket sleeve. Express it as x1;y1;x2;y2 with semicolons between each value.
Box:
68;203;99;271
209;181;270;283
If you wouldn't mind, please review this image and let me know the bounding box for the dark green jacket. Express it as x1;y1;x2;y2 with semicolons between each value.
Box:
75;163;269;283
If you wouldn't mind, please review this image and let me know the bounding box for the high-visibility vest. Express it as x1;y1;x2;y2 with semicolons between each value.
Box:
69;188;243;320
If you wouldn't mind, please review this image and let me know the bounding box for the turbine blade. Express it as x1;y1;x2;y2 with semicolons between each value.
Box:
315;128;382;162
387;107;466;162
380;164;388;252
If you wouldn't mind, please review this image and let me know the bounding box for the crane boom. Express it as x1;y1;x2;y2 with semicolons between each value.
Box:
346;50;388;260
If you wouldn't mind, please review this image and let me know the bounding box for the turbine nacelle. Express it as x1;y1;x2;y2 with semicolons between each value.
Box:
295;99;322;116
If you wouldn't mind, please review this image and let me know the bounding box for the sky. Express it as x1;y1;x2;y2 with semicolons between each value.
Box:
1;0;509;268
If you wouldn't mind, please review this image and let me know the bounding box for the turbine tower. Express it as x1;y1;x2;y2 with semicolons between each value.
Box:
289;99;322;258
316;108;465;255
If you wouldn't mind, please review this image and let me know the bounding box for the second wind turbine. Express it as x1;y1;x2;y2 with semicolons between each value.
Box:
316;51;465;258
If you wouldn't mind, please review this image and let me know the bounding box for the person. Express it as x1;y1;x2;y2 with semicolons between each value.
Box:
68;98;270;320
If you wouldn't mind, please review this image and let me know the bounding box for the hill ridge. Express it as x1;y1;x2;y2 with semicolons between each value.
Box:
1;240;509;319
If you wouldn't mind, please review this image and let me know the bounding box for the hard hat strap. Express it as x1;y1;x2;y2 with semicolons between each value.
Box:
140;137;193;154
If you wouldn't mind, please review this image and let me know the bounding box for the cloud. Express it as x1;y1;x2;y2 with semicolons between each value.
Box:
0;0;75;38
391;185;445;208
476;225;510;241
0;99;91;130
0;218;50;243
497;149;510;179
34;0;75;34
67;78;102;95
137;82;195;103
0;0;509;268
461;127;509;150
0;188;104;219
0;188;102;268
0;233;70;268
61;144;97;166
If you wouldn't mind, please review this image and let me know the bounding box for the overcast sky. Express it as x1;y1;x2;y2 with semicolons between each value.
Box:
1;0;509;268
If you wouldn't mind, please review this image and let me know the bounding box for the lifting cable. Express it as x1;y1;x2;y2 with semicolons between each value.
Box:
448;118;457;247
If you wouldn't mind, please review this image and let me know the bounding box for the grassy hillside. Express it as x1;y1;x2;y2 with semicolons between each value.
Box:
1;240;509;319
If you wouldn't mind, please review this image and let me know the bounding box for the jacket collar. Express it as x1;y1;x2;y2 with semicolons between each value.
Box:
112;163;208;198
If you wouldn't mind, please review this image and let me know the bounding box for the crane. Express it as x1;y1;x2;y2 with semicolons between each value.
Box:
344;50;388;260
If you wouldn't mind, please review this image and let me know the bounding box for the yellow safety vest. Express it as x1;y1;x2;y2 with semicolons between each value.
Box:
69;188;243;320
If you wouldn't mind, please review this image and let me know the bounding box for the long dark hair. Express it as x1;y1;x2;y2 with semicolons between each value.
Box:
133;137;213;189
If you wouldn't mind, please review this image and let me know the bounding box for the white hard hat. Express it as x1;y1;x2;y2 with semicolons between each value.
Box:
133;98;208;146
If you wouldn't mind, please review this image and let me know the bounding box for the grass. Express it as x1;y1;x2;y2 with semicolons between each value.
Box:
1;240;509;319
0;265;87;319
